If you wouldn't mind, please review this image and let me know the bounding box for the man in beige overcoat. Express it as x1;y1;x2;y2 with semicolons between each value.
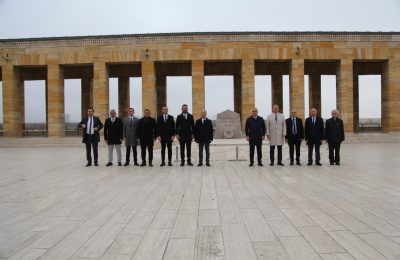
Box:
266;104;287;166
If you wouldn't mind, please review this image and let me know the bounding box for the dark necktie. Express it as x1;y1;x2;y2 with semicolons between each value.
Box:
164;115;167;122
130;117;133;127
292;118;297;135
275;114;278;122
88;117;92;134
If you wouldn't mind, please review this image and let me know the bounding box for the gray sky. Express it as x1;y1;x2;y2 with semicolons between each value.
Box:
0;0;398;122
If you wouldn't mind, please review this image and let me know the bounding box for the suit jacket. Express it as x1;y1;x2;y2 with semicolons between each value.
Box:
305;116;325;144
137;116;157;146
245;116;266;146
78;116;103;143
266;113;287;146
175;113;195;142
325;118;345;143
104;117;123;145
285;117;304;143
194;118;213;143
157;114;175;142
123;116;140;146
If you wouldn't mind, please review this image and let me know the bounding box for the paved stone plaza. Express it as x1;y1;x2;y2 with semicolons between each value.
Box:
1;142;400;259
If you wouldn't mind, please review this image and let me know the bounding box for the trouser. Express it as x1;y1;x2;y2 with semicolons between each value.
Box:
328;142;341;163
85;134;98;163
108;144;122;163
308;142;321;163
249;144;262;163
288;141;301;162
161;140;173;163
180;140;192;162
140;144;153;163
198;143;210;163
270;145;282;163
126;145;138;163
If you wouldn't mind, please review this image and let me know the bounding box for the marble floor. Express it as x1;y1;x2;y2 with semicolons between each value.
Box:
1;143;400;260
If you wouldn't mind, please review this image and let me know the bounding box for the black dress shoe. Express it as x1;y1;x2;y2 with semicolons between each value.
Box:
187;162;193;166
180;162;185;166
307;162;312;166
134;162;139;166
330;162;334;165
168;162;173;166
296;162;302;166
94;162;99;166
316;162;322;166
206;163;211;166
277;162;285;166
106;162;113;167
149;162;153;167
160;162;165;167
86;162;92;167
124;162;129;166
335;162;340;166
270;162;274;166
249;162;254;167
140;163;146;167
118;162;122;166
258;163;264;166
198;163;203;166
290;162;294;166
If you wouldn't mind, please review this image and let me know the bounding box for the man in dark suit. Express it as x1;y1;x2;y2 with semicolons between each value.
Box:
104;109;123;166
175;104;195;166
285;109;304;165
137;109;157;167
245;107;266;167
325;109;345;165
157;106;175;166
78;107;103;167
305;107;324;166
194;110;213;166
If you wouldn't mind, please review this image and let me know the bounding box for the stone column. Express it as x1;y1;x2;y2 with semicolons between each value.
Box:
118;76;130;118
141;61;157;116
290;59;305;119
156;74;166;117
93;61;109;121
2;65;24;137
192;60;205;119
308;74;321;114
241;59;255;129
81;77;93;119
47;63;65;137
234;73;242;115
382;59;400;132
336;59;355;132
271;74;283;109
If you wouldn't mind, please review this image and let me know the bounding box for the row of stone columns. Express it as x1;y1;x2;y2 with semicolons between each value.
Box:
2;58;399;137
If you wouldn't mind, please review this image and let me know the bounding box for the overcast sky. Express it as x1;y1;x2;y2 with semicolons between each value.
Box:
0;0;399;122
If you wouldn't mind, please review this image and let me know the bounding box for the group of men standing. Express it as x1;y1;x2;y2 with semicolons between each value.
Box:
79;103;344;167
245;104;345;167
78;104;213;167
